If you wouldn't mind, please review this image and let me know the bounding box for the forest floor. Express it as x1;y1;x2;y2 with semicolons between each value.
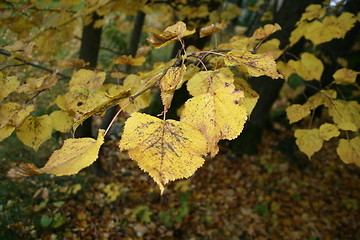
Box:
1;128;360;240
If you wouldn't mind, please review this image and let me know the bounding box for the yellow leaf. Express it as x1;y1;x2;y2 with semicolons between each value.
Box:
257;39;283;59
187;68;234;96
199;22;226;38
0;73;19;102
318;123;340;141
58;59;86;71
16;115;53;151
252;23;281;40
0;102;34;128
69;69;106;91
181;84;247;157
50;111;74;133
225;50;283;79
7;129;105;177
16;72;58;94
299;4;325;22
289;21;310;46
276;61;295;80
303;89;337;110
113;55;146;66
287;52;324;81
120;113;207;194
146;21;195;48
0;125;15;141
294;129;323;159
234;78;259;116
328;100;360;131
337;137;360;166
286;104;311;124
160;64;186;91
304;13;356;46
333;68;359;85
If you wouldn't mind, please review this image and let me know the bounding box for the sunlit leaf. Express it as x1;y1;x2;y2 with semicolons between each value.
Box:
120;113;207;194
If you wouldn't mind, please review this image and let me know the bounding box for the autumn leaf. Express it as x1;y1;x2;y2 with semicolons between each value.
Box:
304;12;356;46
336;137;360;166
16;115;53;151
233;78;259;116
119;113;207;194
224;50;283;79
328;100;360;131
199;22;226;38
187;68;234;96
286;104;311;124
58;59;86;71
303;89;337;110
7;129;105;177
0;125;15;141
318;123;340;141
50;110;74;133
287;52;324;81
146;21;195;48
69;69;106;91
181;84;247;157
252;23;281;40
0;73;19;102
333;68;359;85
113;55;146;66
294;129;323;159
298;4;325;22
0;102;34;128
257;39;283;59
16;72;58;94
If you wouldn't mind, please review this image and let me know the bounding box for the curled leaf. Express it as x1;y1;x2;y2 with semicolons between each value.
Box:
146;21;195;48
199;22;226;38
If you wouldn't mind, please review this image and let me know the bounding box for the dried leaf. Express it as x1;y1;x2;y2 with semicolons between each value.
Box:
146;21;195;48
58;59;86;71
120;113;207;194
199;22;225;38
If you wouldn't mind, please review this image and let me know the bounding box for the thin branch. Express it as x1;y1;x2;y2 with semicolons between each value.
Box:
0;49;70;79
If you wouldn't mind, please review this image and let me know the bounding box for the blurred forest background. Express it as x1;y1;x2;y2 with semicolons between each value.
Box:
1;0;359;239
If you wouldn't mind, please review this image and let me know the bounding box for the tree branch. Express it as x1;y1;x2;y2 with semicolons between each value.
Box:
0;49;70;79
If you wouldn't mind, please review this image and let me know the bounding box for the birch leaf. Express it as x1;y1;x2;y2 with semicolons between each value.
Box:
119;113;207;194
16;115;53;151
7;129;105;177
224;50;283;79
181;84;247;157
337;137;360;166
294;129;323;159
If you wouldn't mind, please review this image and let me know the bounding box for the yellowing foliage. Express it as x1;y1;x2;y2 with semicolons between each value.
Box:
16;115;53;151
181;84;247;157
333;68;359;85
120;113;207;194
294;129;323;159
7;129;105;177
336;137;360;166
287;53;324;81
0;73;19;102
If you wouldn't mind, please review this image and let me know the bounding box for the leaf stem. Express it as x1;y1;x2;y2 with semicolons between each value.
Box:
104;101;130;136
